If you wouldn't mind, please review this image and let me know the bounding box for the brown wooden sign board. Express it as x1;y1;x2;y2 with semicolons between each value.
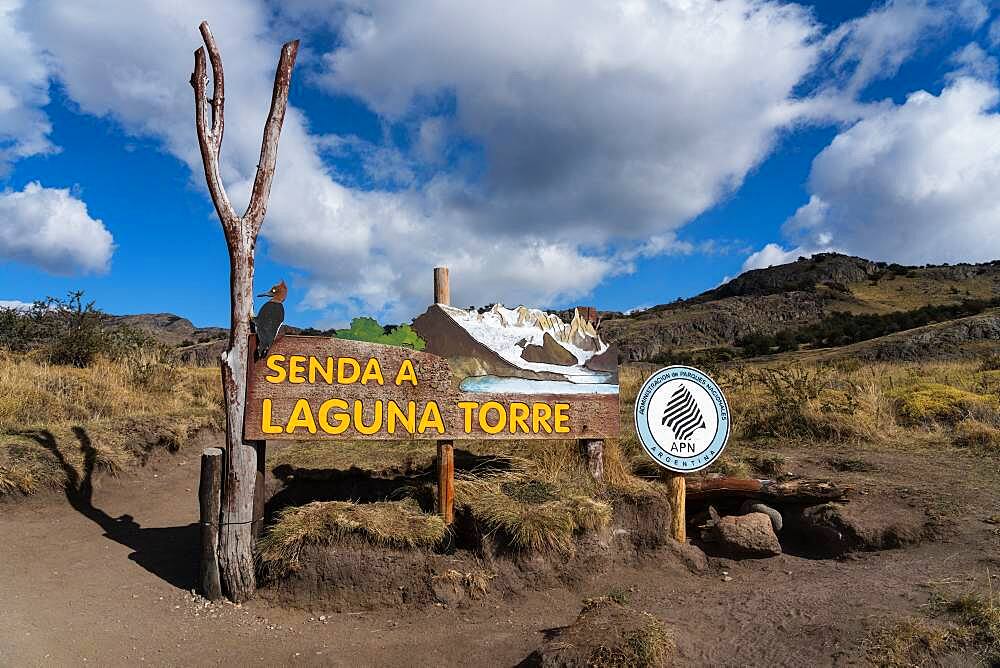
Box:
244;335;619;440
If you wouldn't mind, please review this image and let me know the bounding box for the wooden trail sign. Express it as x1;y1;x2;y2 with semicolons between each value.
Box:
244;335;619;440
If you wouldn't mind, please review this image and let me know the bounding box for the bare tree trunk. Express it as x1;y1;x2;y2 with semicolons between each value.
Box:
191;21;298;603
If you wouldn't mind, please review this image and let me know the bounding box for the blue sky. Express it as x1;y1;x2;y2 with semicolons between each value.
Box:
2;1;1000;327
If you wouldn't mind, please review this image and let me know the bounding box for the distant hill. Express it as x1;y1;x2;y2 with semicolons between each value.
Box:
600;253;1000;362
105;253;1000;366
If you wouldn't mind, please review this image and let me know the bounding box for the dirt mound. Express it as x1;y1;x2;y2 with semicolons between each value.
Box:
785;498;937;557
519;598;675;667
259;492;675;611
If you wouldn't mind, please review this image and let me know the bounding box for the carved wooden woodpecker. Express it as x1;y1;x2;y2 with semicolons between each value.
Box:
254;280;287;359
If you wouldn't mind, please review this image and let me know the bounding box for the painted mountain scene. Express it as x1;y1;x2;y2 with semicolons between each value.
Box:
413;304;618;394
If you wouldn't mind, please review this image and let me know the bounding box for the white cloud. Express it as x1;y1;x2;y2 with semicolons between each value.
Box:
741;242;840;272
0;299;31;311
0;0;56;171
318;1;822;244
14;0;989;316
948;42;998;81
18;0;833;320
780;77;1000;266
0;182;113;274
823;0;987;95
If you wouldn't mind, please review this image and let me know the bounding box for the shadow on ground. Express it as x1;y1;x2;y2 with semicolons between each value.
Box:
265;447;514;519
15;427;198;591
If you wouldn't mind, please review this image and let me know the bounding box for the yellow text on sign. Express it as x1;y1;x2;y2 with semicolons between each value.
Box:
264;355;418;387
259;399;572;436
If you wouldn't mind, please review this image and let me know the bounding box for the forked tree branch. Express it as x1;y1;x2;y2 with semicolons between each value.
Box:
190;21;299;239
245;39;298;233
199;22;225;146
191;43;235;230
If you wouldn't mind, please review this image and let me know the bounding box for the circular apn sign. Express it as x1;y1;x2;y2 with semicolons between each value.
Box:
634;365;730;473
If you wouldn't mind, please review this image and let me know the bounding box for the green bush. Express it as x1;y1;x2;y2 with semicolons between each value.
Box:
334;317;426;350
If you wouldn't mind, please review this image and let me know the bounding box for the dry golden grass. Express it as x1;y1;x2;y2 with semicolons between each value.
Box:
455;470;612;553
0;352;222;497
864;617;955;667
615;356;1000;480
864;589;1000;666
267;436;653;554
259;498;447;574
846;274;997;313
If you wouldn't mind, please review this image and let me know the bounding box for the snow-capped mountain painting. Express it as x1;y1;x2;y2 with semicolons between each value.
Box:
412;304;618;395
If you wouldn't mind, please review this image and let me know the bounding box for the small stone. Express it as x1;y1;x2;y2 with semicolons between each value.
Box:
722;575;733;582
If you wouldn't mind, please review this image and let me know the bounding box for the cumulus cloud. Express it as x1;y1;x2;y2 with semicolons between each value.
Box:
319;1;821;242
0;0;56;171
17;0;833;320
14;0;989;316
778;77;1000;266
0;182;113;274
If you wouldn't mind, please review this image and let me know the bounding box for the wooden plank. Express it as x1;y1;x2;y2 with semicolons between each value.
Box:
437;440;455;524
244;335;619;440
664;472;686;542
684;477;850;503
199;447;223;601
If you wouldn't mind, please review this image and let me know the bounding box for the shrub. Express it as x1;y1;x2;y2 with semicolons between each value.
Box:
893;384;998;425
979;354;1000;372
0;291;172;368
334;316;426;350
953;419;1000;450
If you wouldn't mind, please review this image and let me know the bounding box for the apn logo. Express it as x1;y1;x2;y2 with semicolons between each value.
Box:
661;384;706;441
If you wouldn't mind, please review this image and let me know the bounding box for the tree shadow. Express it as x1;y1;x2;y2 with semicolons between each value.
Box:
16;427;198;590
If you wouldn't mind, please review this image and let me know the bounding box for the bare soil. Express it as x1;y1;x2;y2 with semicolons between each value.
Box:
2;435;999;667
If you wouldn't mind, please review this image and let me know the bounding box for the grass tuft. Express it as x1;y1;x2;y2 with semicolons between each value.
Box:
259;499;447;574
864;617;954;667
455;471;612;553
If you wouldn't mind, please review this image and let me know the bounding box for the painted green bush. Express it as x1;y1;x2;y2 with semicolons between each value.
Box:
334;317;426;350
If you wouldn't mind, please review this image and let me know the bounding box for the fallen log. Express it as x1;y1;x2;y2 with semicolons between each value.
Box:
686;477;850;504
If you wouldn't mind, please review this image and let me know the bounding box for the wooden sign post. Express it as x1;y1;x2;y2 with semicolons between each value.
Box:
664;472;686;542
433;266;455;523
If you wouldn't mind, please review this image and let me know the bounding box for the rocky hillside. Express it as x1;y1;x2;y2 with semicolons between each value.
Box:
106;313;229;366
600;253;1000;362
105;253;1000;367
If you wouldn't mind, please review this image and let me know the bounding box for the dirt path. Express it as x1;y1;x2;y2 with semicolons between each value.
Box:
2;440;998;666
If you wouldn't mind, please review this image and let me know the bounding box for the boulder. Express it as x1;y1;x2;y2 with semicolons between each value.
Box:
702;512;782;558
521;332;578;366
